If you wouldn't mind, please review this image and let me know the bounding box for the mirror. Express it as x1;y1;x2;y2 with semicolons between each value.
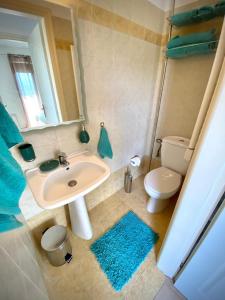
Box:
0;0;85;131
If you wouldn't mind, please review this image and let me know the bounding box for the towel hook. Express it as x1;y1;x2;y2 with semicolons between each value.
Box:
100;122;104;127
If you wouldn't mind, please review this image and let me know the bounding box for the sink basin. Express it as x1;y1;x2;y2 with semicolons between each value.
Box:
26;151;110;239
26;152;110;209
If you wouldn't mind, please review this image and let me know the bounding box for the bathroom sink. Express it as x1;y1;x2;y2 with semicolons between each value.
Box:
26;152;110;240
26;151;110;209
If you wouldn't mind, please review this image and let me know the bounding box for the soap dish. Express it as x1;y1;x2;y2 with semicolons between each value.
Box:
39;159;59;172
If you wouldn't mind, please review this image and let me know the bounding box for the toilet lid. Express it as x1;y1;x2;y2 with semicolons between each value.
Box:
145;167;181;194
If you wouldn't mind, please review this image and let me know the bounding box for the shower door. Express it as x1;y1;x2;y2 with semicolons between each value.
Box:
175;199;225;300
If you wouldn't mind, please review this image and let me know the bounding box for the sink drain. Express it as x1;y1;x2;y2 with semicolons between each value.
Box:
68;180;77;187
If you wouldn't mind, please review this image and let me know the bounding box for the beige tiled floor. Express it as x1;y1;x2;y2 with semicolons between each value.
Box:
40;176;177;300
154;278;186;300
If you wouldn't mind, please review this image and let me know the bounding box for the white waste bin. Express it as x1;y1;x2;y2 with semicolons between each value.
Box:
41;225;72;266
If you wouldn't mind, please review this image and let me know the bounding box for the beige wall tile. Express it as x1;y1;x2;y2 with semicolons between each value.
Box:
92;4;114;28
76;0;166;45
0;226;49;300
77;0;93;21
91;0;165;34
129;22;146;41
152;53;215;158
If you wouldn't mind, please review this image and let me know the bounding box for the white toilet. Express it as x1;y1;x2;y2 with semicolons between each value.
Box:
144;136;190;213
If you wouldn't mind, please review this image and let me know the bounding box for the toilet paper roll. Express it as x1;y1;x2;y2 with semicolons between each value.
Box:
130;155;141;167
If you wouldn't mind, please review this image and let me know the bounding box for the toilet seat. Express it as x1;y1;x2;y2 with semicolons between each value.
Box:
144;167;181;199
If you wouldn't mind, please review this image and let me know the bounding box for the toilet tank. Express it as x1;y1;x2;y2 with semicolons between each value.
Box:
161;136;190;176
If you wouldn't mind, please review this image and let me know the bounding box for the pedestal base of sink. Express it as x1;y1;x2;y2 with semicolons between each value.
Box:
68;196;93;240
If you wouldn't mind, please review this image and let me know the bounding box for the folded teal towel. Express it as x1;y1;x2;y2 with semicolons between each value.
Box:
167;30;216;49
166;41;217;59
171;10;193;26
192;6;215;22
0;104;26;232
0;103;23;147
215;1;225;16
171;6;215;26
97;126;113;159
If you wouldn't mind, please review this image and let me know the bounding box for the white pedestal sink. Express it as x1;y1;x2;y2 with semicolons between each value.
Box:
68;196;93;239
26;151;110;240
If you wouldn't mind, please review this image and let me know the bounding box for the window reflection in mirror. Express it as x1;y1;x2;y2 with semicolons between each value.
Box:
8;54;50;128
0;1;84;131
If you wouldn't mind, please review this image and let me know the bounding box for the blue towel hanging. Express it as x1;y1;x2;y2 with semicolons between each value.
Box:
0;103;26;232
0;215;23;232
0;103;23;147
97;122;113;159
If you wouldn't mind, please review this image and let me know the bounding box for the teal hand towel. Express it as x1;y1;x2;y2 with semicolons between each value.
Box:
0;103;23;148
167;30;216;49
166;41;217;59
97;127;113;159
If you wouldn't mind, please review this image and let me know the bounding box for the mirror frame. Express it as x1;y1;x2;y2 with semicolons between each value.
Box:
0;0;86;132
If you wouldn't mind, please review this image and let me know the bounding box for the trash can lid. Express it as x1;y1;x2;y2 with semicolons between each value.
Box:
41;225;67;251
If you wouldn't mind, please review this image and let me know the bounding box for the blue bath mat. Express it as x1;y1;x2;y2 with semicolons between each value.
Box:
90;211;159;291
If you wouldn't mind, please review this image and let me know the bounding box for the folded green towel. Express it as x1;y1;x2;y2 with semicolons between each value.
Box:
215;1;225;16
167;30;216;49
192;6;215;23
171;10;193;27
97;126;113;159
0;103;23;147
171;6;215;27
166;41;217;59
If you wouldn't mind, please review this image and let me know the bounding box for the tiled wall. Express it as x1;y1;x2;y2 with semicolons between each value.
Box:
76;0;165;45
155;54;215;139
88;0;165;34
0;219;49;300
12;0;166;222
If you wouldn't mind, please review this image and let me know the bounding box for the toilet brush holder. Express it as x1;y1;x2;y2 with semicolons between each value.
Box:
124;167;132;193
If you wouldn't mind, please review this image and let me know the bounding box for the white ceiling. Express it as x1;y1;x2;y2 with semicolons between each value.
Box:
147;0;198;11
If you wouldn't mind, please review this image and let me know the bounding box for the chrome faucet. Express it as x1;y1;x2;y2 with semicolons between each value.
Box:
58;152;69;167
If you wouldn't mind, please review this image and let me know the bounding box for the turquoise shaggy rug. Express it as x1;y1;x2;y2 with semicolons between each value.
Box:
90;211;159;291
